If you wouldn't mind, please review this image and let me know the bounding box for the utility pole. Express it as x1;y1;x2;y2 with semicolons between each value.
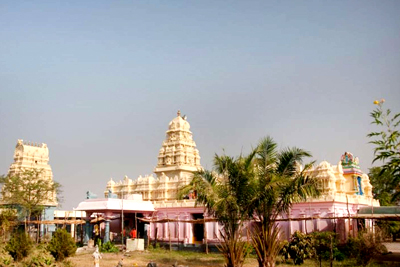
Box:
121;189;124;246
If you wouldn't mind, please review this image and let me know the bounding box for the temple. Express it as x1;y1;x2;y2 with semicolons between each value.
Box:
105;110;202;202
2;139;58;234
280;153;379;242
74;111;380;248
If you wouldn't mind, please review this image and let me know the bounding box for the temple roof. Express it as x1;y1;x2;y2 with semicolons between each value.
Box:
168;110;191;132
154;110;201;175
75;197;155;213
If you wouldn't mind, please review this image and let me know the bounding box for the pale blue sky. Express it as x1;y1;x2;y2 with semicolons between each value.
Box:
1;1;399;209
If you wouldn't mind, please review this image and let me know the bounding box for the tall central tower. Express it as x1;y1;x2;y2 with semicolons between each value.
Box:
154;110;202;180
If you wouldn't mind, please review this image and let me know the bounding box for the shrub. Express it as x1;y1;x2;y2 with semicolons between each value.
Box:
351;230;387;266
5;230;33;261
286;231;314;265
22;246;56;267
312;231;340;266
0;242;13;266
100;241;119;253
47;229;76;261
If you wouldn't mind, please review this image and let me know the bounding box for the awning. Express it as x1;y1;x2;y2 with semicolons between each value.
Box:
75;198;155;213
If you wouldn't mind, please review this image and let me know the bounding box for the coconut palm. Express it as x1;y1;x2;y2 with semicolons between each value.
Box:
180;136;319;267
249;136;320;267
181;152;255;267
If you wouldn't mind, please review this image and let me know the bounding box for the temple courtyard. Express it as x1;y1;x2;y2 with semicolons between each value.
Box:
67;246;399;267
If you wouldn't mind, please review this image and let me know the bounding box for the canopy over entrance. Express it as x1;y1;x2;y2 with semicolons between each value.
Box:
75;197;155;213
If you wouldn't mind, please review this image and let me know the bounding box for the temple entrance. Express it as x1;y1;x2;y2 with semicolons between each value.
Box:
192;213;204;244
125;213;146;238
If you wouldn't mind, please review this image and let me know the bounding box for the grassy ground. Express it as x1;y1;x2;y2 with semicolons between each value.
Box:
68;248;394;267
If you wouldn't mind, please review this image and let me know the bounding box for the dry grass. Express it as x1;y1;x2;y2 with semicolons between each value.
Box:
70;248;260;267
69;249;391;267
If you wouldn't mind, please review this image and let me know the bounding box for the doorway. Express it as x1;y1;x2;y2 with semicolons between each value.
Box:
192;213;204;244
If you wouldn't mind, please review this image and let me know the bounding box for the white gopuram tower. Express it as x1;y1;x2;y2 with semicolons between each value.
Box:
154;110;202;180
105;111;202;201
6;139;57;206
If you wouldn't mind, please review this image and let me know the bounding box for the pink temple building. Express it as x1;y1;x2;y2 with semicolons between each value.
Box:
75;111;379;247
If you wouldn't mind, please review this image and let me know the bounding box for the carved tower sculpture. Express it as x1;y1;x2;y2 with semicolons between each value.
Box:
154;110;201;179
6;139;57;206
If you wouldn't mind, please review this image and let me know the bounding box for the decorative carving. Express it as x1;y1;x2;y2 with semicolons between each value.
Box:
341;152;359;166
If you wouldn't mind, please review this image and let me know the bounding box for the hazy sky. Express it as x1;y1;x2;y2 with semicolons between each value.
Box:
1;1;399;210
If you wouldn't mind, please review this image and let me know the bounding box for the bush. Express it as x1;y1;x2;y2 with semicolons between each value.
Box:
47;229;76;261
312;231;341;266
5;230;33;261
0;242;13;266
285;231;314;265
350;230;387;266
100;241;119;253
21;246;56;267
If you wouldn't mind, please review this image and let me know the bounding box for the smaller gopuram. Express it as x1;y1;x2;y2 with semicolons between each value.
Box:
302;151;375;202
3;139;58;230
105;111;202;202
8;139;54;183
282;152;379;242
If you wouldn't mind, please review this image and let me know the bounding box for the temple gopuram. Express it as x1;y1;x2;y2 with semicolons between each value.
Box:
75;111;380;248
2;139;58;235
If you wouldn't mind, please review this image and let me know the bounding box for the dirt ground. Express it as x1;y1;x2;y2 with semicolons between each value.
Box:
70;249;259;267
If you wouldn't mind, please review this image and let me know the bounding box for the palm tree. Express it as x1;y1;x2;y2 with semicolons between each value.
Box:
180;136;319;267
181;152;255;267
249;136;320;267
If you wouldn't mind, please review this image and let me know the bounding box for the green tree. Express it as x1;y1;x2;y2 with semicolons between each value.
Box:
368;99;400;202
285;231;314;265
368;166;395;206
180;136;319;267
47;228;76;261
312;231;338;267
0;169;61;233
181;152;256;267
249;137;320;267
368;167;400;241
0;209;17;242
5;230;33;261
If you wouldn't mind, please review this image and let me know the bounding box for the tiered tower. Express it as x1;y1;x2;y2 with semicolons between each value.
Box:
105;111;202;201
303;152;375;205
8;139;53;180
6;139;57;206
154;110;201;178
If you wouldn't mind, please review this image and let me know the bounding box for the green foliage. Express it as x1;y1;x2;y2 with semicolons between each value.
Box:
344;230;387;266
181;152;256;267
285;231;315;265
179;136;320;267
22;246;56;267
47;229;76;261
5;230;33;261
249;137;320;267
368;100;400;202
148;243;161;251
0;170;61;227
0;243;13;266
369;167;400;240
0;209;17;242
312;231;341;266
368;167;395;206
100;241;119;253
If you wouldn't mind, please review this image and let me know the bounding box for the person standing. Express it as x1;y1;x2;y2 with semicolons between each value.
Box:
93;245;102;267
130;228;137;239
